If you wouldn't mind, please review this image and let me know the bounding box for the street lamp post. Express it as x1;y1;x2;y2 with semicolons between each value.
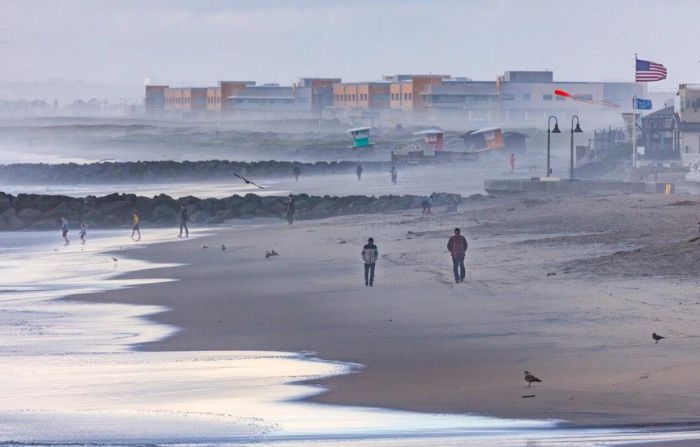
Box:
569;115;583;180
547;115;561;177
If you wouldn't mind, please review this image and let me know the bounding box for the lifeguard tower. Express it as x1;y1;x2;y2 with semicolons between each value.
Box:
413;129;444;152
347;127;373;149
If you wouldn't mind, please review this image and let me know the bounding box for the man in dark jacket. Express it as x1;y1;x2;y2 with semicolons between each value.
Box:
447;228;468;283
361;237;378;287
285;194;295;224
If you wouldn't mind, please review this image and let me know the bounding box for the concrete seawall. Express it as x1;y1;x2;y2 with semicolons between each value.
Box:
484;178;674;195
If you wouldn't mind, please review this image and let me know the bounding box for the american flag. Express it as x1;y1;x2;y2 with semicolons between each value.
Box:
636;58;667;82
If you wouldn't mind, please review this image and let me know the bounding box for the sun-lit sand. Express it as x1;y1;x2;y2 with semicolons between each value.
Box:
63;192;700;430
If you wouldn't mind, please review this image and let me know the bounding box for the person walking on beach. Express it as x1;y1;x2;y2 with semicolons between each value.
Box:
356;164;363;181
390;165;398;185
285;194;295;225
79;222;87;245
131;210;141;241
293;165;301;182
447;228;468;283
60;217;70;245
421;196;432;215
361;237;378;287
509;153;517;173
178;204;189;238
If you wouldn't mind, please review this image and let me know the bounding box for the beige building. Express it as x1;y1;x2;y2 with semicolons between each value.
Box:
676;84;700;165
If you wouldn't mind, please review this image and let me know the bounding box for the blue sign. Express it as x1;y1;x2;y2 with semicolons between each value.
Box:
634;98;652;110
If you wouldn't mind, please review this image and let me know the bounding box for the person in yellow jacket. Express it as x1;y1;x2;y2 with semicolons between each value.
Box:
131;210;141;241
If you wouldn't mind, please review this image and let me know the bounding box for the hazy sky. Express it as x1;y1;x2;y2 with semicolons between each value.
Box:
2;0;698;94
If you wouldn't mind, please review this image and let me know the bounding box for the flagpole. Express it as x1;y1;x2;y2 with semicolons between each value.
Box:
632;53;637;167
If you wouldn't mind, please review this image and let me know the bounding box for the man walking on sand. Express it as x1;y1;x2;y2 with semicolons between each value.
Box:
131;210;141;241
356;164;363;181
361;237;378;287
178;204;189;238
447;228;468;283
285;194;295;225
79;222;87;245
509;153;516;173
60;217;70;245
390;165;398;185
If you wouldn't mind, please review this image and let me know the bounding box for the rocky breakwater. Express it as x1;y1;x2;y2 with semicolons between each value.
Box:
0;191;476;231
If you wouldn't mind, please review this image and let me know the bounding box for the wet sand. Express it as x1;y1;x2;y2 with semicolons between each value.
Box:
67;192;700;427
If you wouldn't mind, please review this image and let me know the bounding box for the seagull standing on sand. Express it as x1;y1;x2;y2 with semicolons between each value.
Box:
652;332;666;343
265;250;279;259
221;244;226;251
233;173;264;189
524;371;542;387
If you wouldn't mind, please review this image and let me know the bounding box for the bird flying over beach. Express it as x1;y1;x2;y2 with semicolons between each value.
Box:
652;332;666;343
234;173;264;189
524;371;542;387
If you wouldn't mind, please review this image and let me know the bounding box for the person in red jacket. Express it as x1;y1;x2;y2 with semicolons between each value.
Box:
447;228;468;283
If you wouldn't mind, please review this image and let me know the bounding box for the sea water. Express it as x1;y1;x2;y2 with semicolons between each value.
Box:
0;229;699;446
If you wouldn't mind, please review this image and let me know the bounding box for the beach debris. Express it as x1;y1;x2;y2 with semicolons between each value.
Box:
233;172;264;189
546;272;556;277
265;250;279;259
652;332;666;343
524;371;542;387
201;245;209;249
521;394;536;398
221;244;226;251
339;240;347;244
666;200;697;206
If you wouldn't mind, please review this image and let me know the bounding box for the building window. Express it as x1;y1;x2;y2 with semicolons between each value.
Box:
523;94;530;101
542;94;553;101
501;94;515;101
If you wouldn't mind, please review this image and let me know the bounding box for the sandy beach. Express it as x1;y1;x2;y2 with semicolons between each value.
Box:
66;192;700;428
